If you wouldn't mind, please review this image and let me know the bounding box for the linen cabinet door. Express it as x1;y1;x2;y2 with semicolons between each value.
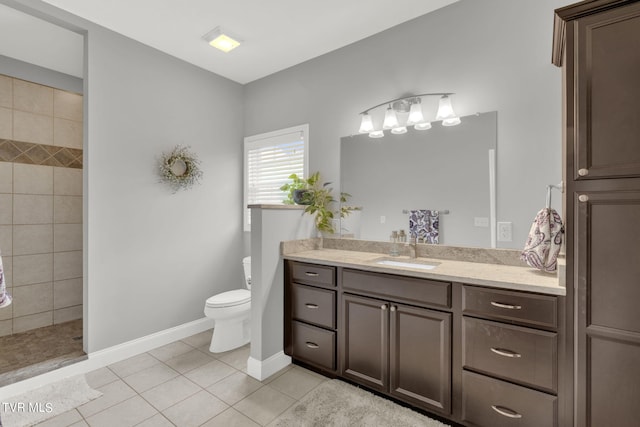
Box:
340;293;388;392
389;304;451;415
575;190;640;427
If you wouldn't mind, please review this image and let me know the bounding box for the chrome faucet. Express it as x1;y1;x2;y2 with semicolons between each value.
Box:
406;237;417;259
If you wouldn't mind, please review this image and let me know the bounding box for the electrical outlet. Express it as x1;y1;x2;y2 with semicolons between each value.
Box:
474;217;489;227
497;222;513;242
380;215;386;224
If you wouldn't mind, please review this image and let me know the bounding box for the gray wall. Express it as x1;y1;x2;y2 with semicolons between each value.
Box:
244;0;565;249
2;0;245;352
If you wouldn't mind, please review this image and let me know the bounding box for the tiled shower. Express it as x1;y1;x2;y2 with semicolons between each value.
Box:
0;74;83;338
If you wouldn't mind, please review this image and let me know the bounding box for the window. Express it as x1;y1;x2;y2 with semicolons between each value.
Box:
244;124;309;231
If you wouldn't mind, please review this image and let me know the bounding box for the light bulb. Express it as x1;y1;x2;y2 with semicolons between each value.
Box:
358;113;374;133
382;106;399;130
406;102;424;126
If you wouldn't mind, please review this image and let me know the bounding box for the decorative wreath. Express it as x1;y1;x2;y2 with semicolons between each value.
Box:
158;145;203;192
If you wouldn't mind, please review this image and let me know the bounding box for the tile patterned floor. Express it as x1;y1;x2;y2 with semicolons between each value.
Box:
0;320;85;386
34;329;329;427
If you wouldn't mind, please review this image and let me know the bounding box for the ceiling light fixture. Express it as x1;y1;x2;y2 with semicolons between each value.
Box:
358;93;460;138
203;27;242;53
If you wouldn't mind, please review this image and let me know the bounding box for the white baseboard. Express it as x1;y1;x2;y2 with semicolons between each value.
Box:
247;351;291;381
0;317;214;400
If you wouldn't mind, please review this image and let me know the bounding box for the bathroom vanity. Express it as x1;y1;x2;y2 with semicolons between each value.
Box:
283;244;565;427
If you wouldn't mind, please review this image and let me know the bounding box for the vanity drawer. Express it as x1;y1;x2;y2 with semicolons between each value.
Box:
290;262;336;287
462;371;557;427
292;284;336;329
462;286;557;329
463;317;557;393
342;269;451;309
291;321;336;371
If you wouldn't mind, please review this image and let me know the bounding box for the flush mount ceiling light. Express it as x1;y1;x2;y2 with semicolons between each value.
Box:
203;27;242;53
358;93;461;138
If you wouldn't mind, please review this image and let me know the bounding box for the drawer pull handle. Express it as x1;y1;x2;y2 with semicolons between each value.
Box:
490;347;522;358
490;301;522;310
304;272;319;277
305;303;319;309
305;342;319;349
491;405;522;419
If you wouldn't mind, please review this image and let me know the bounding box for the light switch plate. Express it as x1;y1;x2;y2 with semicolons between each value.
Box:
474;217;489;227
497;221;513;242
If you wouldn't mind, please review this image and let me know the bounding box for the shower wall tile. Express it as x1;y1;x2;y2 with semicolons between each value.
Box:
13;311;52;333
0;194;12;224
0;225;12;256
0;107;11;139
0;319;11;337
13;110;53;145
54;250;82;281
13;79;53;116
54;304;82;324
0;162;12;192
13;224;53;255
13;194;53;224
12;282;53;317
53;167;82;196
54;89;82;122
54;118;83;149
13;253;53;286
54;278;82;309
0;75;11;108
13;164;54;194
54;224;82;252
54;196;83;224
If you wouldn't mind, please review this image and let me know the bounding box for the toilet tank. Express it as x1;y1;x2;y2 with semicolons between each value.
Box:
242;256;251;289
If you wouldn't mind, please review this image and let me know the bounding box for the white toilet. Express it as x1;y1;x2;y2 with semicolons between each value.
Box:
204;256;251;353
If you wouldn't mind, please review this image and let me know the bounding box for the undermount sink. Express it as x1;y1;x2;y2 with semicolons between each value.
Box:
376;259;439;270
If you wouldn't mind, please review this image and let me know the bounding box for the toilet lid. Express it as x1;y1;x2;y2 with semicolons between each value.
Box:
206;289;251;308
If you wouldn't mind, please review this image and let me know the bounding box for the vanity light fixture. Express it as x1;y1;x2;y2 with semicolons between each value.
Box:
203;26;242;52
358;93;460;138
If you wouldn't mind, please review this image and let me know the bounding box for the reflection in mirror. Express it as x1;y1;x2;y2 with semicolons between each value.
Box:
340;111;497;248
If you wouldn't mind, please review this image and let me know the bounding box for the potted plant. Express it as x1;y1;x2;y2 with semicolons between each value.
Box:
280;172;359;234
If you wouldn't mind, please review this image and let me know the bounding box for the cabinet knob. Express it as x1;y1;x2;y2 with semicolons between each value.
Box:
390;306;397;312
578;194;589;203
381;304;387;311
578;168;589;176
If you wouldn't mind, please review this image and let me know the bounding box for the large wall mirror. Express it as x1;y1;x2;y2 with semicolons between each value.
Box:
340;111;497;248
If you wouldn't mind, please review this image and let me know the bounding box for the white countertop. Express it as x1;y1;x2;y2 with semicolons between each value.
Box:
283;248;565;296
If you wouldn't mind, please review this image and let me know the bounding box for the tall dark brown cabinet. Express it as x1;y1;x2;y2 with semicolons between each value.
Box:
553;1;640;426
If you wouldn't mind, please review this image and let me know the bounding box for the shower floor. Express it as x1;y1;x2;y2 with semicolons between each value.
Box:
0;319;86;387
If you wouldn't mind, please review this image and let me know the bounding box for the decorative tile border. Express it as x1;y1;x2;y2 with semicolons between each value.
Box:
0;139;82;169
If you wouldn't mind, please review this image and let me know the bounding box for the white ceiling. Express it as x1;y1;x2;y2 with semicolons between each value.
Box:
34;0;459;84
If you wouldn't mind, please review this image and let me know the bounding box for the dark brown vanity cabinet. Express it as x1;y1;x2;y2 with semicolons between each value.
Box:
553;1;640;425
285;262;337;373
340;269;452;415
461;286;559;427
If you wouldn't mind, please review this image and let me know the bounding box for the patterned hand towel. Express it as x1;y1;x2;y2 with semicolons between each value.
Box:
0;251;11;308
409;210;439;244
521;208;564;273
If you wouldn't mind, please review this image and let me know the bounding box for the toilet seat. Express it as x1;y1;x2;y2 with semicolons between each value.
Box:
206;289;250;308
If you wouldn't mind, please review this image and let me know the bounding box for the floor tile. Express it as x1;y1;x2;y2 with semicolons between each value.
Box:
133;413;175;427
122;363;179;393
207;371;263;405
84;367;118;389
233;385;295;426
77;379;137;418
108;353;159;378
260;364;294;385
183;359;236;388
34;409;82;426
149;341;193;362
164;349;215;374
216;345;250;371
162;390;228;427
85;395;157;427
181;329;212;348
69;421;88;427
201;407;260;427
268;366;326;399
141;375;201;411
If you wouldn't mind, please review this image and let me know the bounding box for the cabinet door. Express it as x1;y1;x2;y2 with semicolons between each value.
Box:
389;304;451;414
575;190;640;427
340;294;388;392
573;3;640;179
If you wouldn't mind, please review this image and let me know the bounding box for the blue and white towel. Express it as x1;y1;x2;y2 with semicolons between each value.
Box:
409;210;439;244
0;250;11;308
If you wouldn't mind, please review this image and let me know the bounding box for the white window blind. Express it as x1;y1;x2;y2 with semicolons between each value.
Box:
244;125;308;231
